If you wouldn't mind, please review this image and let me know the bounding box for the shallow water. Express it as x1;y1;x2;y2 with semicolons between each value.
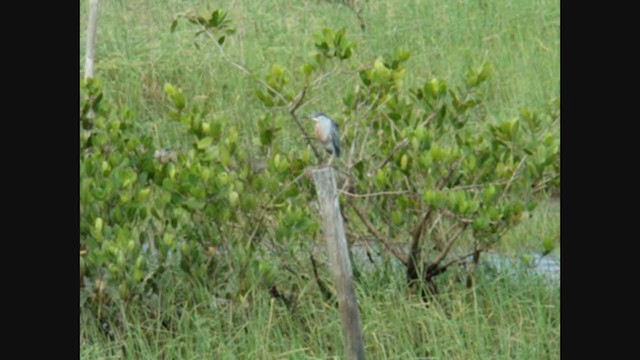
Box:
345;245;560;284
482;252;560;283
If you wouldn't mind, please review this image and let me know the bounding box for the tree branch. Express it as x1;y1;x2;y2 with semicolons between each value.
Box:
347;200;408;266
372;138;409;174
431;223;469;266
339;190;412;198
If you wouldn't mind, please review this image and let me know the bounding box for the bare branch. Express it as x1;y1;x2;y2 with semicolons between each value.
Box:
440;247;486;269
532;173;560;193
339;190;412;198
347;200;408;266
432;224;469;266
440;209;500;226
498;155;528;202
452;179;511;191
373;138;409;174
407;208;432;272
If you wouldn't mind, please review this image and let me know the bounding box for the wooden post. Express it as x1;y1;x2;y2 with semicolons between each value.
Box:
84;0;100;120
84;0;99;81
311;167;365;360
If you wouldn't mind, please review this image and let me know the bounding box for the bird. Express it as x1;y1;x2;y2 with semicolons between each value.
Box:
308;112;348;223
309;112;341;164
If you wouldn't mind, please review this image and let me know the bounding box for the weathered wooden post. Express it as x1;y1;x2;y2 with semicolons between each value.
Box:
311;167;365;360
84;0;100;121
84;0;99;81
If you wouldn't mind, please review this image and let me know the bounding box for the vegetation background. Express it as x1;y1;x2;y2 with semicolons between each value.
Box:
80;0;560;358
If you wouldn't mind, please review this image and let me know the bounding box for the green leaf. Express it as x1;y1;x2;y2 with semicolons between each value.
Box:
94;217;104;241
197;137;213;150
474;216;490;230
392;211;403;225
302;63;314;78
170;18;178;33
260;129;274;146
164;83;176;97
424;189;436;204
174;92;185;110
322;28;334;41
542;236;555;255
477;61;494;83
375;169;387;188
256;90;274;107
137;188;151;201
395;49;412;62
122;170;138;188
184;198;205;210
210;10;221;27
466;73;478;87
210;122;222;140
229;191;239;207
482;185;497;203
341;47;353;60
163;233;175;246
400;154;409;170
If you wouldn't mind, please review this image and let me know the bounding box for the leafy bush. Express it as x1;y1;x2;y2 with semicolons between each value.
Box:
80;8;559;316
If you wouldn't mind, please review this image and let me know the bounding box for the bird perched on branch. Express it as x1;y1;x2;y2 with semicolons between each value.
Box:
309;112;341;164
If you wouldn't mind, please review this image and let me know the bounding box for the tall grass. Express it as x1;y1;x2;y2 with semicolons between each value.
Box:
80;0;559;148
80;265;559;359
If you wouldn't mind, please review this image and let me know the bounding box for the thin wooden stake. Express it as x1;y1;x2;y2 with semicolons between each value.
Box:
84;0;99;80
311;167;365;360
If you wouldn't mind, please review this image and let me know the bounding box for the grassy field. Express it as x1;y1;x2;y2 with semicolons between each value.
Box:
81;265;559;359
80;0;559;358
80;0;559;147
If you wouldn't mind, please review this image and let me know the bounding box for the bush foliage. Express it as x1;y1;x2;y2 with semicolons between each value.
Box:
80;9;559;315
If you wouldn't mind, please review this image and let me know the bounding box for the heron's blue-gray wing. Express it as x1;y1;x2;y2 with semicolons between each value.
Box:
331;122;340;157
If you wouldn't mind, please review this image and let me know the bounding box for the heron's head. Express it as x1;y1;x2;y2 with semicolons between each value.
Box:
308;112;330;124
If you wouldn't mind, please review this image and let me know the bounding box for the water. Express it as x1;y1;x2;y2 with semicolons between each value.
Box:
344;244;560;284
482;252;560;283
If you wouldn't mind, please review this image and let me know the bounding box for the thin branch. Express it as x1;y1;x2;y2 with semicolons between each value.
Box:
498;155;528;202
428;213;445;253
452;179;512;191
431;224;469;266
310;253;333;302
440;247;486;270
310;68;338;87
532;173;560;193
338;190;412;198
289;87;307;114
407;209;432;269
288;87;322;160
420;111;438;128
441;209;500;226
373;138;409;174
347;200;408;266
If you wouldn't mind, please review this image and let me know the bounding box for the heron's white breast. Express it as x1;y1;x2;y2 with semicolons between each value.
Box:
316;118;332;143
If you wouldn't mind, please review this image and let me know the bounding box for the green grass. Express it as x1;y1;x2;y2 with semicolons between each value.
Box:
500;198;560;256
80;0;559;358
81;264;558;359
80;0;559;148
